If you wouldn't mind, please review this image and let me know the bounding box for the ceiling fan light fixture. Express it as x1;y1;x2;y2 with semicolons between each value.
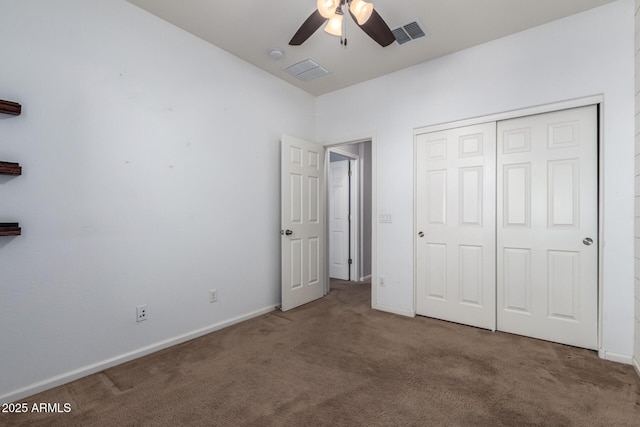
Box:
324;13;343;37
349;0;373;25
317;0;339;19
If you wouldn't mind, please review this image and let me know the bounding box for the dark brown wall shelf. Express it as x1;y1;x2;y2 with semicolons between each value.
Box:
0;99;21;115
0;223;21;236
0;161;22;175
1;99;23;236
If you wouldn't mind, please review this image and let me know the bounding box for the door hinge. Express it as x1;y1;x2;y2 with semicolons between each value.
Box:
348;170;353;177
348;258;353;265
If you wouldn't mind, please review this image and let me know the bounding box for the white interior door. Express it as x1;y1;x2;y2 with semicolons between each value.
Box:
416;123;497;330
281;135;326;311
329;160;350;280
496;105;598;349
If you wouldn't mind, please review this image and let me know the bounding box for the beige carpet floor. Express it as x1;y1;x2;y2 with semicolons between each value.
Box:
2;279;640;426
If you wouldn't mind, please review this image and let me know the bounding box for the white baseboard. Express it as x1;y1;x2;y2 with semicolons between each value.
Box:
598;349;633;365
373;303;415;318
0;305;277;405
633;357;640;378
360;275;372;282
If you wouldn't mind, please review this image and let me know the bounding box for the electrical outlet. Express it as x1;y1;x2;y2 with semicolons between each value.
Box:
209;289;217;303
136;304;147;322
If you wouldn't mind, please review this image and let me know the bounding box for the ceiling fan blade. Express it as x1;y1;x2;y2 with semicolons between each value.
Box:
350;9;395;47
289;10;327;46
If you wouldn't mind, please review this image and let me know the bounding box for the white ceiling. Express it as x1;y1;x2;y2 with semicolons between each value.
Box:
126;0;617;96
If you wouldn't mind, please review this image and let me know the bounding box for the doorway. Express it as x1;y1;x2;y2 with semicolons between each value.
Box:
328;142;372;283
280;135;375;311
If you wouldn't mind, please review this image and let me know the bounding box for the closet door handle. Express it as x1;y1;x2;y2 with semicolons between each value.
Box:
418;231;424;238
583;237;593;246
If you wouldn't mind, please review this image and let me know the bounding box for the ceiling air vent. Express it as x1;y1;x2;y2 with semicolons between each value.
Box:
283;58;330;82
392;19;429;45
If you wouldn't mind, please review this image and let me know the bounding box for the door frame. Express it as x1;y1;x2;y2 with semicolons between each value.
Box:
413;94;604;352
323;135;377;308
328;148;360;281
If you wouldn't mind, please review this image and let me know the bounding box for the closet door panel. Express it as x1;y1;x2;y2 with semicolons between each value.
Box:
496;105;598;350
416;123;496;330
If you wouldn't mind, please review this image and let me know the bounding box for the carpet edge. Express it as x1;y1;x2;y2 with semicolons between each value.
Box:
0;304;277;404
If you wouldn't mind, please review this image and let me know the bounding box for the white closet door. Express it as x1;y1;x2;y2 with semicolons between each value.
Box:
416;123;496;330
496;105;598;349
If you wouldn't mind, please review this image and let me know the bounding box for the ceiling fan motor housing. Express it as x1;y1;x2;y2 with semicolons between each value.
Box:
291;0;393;47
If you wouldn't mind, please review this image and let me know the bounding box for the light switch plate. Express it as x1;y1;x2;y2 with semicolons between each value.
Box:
379;214;392;223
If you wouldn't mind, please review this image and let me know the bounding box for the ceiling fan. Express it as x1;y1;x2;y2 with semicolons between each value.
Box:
289;0;395;47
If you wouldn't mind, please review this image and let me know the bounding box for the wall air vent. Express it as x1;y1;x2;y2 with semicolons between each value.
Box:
283;58;330;82
392;19;429;45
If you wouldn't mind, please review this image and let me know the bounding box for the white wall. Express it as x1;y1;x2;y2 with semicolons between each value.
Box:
0;0;315;402
0;0;635;404
317;0;636;359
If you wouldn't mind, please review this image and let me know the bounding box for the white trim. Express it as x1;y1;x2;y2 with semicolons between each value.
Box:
349;159;359;281
322;149;331;295
413;132;419;316
372;135;378;310
360;274;372;282
374;303;416;318
597;103;605;353
328;147;360;281
323;133;376;147
0;305;276;405
328;147;361;159
414;95;604;136
323;133;377;310
598;349;634;365
633;357;640;377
